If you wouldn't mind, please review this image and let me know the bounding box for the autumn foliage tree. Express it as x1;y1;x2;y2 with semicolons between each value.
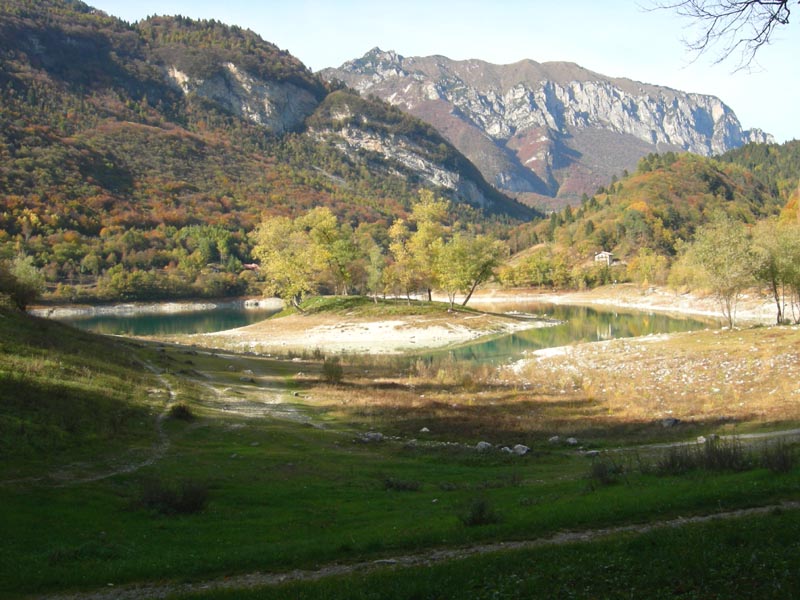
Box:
680;213;756;327
250;215;325;309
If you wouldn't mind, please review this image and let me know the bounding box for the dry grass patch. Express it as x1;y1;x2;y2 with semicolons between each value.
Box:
512;326;800;431
301;326;800;445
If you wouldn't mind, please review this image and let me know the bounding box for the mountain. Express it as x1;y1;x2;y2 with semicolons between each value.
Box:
0;1;533;301
321;48;773;209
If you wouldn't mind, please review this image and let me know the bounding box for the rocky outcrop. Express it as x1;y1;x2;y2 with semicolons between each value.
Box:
166;63;318;134
306;91;534;219
321;48;773;207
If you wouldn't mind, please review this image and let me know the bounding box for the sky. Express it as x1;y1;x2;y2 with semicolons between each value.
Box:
88;0;798;143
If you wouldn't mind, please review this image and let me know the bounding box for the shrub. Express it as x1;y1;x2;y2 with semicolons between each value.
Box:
0;256;45;310
459;497;501;527
655;437;751;475
701;437;749;471
655;444;697;476
138;478;209;515
383;477;421;492
322;356;343;384
168;403;194;421
761;440;795;474
586;457;626;488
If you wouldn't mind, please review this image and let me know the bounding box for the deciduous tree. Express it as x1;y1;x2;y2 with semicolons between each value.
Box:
435;233;507;308
655;0;795;68
0;255;45;310
251;216;325;310
685;213;755;327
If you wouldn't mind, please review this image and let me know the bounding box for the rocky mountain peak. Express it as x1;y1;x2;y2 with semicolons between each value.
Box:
341;47;406;77
321;50;774;208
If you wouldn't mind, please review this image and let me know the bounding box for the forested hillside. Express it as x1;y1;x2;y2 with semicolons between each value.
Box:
0;0;532;302
502;150;788;290
718;140;800;201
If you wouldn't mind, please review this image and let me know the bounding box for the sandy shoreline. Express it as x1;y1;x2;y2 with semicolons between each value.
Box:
187;284;778;355
464;284;778;325
191;310;553;355
29;297;284;319
40;284;781;355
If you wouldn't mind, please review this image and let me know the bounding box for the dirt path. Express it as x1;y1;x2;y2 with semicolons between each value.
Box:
38;499;800;600
182;360;318;426
0;359;172;488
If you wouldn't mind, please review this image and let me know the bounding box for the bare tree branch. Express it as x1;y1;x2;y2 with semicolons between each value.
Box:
651;0;794;69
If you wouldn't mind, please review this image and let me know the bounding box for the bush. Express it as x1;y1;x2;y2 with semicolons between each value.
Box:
322;356;343;384
0;256;45;310
702;437;749;471
586;457;626;488
655;445;698;475
655;437;751;475
383;477;421;492
138;478;209;515
761;441;795;474
459;497;501;527
168;403;194;421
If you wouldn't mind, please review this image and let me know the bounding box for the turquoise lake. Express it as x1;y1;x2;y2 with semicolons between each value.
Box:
58;301;714;362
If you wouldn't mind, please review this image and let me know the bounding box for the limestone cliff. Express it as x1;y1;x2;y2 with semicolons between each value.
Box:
321;48;773;207
165;63;318;134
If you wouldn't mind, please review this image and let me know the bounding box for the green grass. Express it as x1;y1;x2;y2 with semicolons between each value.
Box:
274;295;481;318
0;308;160;475
2;405;798;597
174;508;800;599
2;313;800;599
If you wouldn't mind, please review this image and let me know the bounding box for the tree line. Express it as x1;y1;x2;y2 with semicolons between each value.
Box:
251;191;507;309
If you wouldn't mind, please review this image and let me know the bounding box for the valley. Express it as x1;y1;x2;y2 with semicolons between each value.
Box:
2;1;800;598
4;288;800;598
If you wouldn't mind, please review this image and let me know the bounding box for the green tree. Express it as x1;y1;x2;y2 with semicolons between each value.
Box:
407;190;449;301
754;218;800;324
386;218;419;302
0;255;45;310
436;233;507;308
686;213;755;327
365;244;387;303
251;216;325;310
627;247;670;286
298;207;358;295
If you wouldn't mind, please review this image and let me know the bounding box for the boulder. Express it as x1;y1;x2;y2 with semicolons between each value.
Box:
362;432;384;443
500;446;513;454
548;435;561;444
566;437;579;446
420;427;430;433
476;441;493;452
512;444;530;456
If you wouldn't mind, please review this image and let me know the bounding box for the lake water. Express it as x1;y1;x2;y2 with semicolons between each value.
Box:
429;303;713;363
59;305;282;336
57;301;714;361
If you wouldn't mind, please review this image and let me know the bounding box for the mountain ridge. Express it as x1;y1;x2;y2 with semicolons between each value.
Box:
321;48;773;208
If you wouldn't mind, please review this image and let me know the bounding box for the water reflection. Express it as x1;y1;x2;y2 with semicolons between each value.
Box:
59;301;714;362
430;303;713;363
60;306;280;336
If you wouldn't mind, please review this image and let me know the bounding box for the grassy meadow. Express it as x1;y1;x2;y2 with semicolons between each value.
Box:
1;303;800;599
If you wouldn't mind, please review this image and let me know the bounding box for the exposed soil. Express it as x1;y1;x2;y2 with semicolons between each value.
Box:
184;309;549;355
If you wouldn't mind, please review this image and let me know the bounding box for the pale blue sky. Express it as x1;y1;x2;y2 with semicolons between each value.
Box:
88;0;798;143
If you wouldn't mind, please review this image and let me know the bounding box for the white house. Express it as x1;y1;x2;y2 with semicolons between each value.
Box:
594;251;614;266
